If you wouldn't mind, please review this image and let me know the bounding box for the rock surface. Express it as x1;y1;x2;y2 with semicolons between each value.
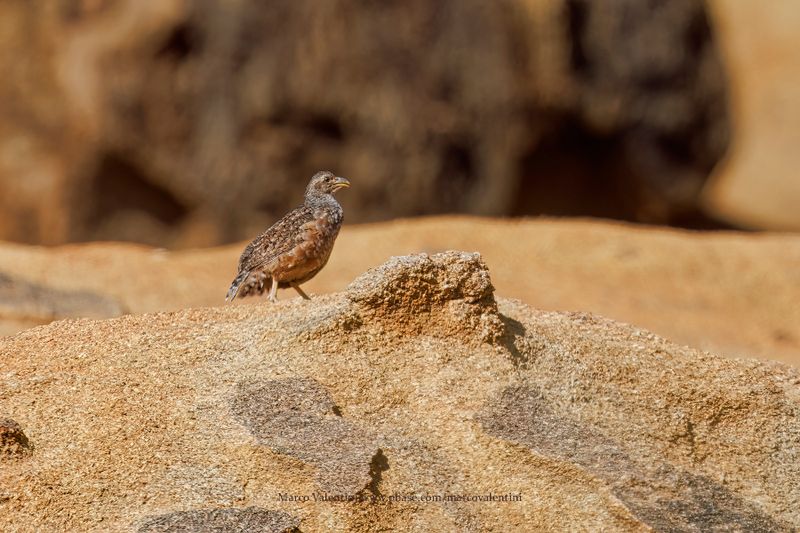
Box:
0;0;728;247
703;1;800;230
1;217;798;367
0;272;125;336
1;251;799;531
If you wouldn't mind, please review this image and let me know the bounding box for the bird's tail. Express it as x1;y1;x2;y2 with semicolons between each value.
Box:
226;271;249;302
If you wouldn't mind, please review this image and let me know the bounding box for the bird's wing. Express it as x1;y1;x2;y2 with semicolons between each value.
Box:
237;205;317;275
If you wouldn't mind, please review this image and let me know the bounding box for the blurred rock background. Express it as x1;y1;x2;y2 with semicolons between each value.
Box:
0;0;748;248
702;0;800;230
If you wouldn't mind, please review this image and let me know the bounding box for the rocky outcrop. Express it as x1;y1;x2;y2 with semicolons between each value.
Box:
346;252;504;344
1;252;798;531
2;217;798;367
0;0;729;247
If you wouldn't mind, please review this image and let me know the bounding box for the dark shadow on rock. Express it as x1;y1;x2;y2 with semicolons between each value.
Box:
496;314;550;369
137;507;300;533
230;377;382;495
361;448;390;498
497;314;528;367
0;418;31;458
479;385;787;532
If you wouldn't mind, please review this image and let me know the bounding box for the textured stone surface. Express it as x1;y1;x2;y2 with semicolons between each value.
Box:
0;0;728;248
1;251;799;531
346;252;504;343
137;507;300;533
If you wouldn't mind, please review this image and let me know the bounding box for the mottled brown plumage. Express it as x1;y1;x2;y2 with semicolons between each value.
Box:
226;171;350;302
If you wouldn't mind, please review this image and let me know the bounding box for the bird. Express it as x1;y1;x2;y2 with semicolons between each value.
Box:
226;171;350;303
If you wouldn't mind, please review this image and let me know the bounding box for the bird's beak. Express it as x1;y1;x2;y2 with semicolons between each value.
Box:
332;177;350;192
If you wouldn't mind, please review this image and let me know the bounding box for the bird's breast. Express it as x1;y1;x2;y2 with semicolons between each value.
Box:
272;209;342;283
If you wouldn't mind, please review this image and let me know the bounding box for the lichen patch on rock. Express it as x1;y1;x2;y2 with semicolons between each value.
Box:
231;378;380;495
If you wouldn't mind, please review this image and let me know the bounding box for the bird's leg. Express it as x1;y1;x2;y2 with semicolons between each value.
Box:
267;277;278;303
292;283;311;300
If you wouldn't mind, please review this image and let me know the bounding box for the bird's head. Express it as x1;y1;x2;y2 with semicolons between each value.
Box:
305;170;350;197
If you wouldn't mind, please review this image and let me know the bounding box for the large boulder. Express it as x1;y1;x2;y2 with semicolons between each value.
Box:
0;0;729;247
1;251;798;531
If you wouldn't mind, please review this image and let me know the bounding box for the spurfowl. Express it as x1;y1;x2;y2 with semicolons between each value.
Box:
226;171;350;303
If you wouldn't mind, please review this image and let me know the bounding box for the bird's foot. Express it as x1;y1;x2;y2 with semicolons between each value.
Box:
292;284;312;300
